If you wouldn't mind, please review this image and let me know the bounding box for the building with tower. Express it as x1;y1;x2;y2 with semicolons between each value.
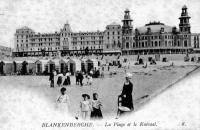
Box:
13;5;200;57
121;9;134;55
121;5;193;55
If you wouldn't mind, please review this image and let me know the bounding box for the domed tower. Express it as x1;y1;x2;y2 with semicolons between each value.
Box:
122;9;133;35
179;5;191;33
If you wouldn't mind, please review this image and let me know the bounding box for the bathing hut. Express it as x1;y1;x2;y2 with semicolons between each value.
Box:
81;58;87;73
21;60;36;75
0;60;13;75
35;59;49;74
68;58;81;75
13;60;23;74
60;59;69;73
86;59;98;72
52;59;69;73
47;60;56;73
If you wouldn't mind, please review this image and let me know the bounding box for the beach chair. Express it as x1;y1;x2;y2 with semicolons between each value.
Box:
116;95;131;118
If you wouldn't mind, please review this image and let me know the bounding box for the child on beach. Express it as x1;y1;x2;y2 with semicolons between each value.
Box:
56;87;70;114
80;94;92;120
91;93;103;120
88;75;93;85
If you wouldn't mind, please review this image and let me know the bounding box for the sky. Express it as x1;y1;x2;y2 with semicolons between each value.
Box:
0;0;200;48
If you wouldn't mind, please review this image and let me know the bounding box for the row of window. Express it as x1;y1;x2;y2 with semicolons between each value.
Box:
106;26;121;30
107;36;121;40
16;44;28;47
124;35;189;41
17;40;28;43
106;44;121;49
30;42;60;47
124;40;188;48
107;31;121;35
73;46;102;50
30;47;60;51
72;36;104;40
72;41;102;45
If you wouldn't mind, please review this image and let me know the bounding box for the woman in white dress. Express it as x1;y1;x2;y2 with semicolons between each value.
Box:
57;87;70;114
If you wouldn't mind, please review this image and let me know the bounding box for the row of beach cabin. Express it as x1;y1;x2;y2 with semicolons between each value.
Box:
0;58;100;75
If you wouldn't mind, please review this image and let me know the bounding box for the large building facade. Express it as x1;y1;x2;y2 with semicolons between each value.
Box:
13;5;200;57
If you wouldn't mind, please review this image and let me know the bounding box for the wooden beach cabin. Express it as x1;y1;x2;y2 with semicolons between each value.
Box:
52;59;69;73
35;59;49;74
0;60;13;75
68;59;81;75
86;59;98;72
13;60;23;74
59;59;69;73
81;58;87;73
21;60;36;75
47;60;55;73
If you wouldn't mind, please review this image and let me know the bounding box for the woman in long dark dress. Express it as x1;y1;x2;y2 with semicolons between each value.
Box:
57;73;63;87
49;70;54;87
117;73;133;116
91;93;103;120
63;72;71;86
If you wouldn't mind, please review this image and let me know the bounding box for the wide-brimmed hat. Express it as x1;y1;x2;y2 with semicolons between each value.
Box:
82;94;90;99
125;72;132;78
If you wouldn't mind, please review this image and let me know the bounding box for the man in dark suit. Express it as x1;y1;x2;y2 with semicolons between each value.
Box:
49;70;55;87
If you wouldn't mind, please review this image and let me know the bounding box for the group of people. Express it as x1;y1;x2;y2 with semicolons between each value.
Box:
51;64;134;120
78;93;103;120
56;87;103;120
49;70;71;88
55;72;134;120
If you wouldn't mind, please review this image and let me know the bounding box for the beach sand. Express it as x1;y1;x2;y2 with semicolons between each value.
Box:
0;61;199;129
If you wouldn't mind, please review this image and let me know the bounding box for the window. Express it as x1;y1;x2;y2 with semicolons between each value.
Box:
184;40;187;47
142;42;144;47
164;41;166;46
168;41;171;46
126;42;129;48
155;41;158;47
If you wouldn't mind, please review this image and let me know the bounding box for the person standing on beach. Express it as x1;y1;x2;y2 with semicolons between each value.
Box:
56;87;70;114
118;73;134;116
80;94;92;120
91;93;103;120
49;70;55;88
63;72;71;86
57;72;64;87
79;72;84;86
